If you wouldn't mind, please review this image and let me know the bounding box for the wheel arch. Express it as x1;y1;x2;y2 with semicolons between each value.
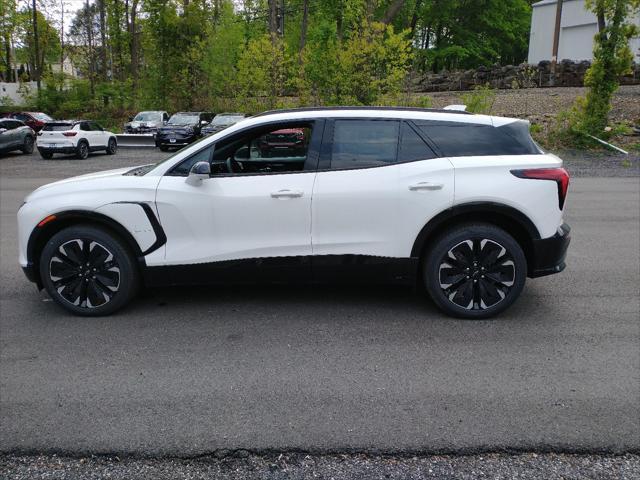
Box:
411;202;541;275
27;210;146;289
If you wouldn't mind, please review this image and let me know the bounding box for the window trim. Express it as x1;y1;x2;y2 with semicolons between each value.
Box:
166;119;325;178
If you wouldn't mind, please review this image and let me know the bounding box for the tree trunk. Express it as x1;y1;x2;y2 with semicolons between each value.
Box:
98;0;107;81
382;0;406;24
86;0;95;95
409;0;422;35
129;0;139;95
268;0;278;37
32;0;40;90
299;0;308;58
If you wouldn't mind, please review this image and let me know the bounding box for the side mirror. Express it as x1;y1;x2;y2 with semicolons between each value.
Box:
0;128;6;134
186;161;211;185
200;120;208;125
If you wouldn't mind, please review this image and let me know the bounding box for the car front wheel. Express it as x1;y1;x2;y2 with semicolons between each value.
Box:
424;223;527;319
39;225;139;316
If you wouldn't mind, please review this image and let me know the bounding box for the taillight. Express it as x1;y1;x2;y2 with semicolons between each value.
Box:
511;168;570;210
62;131;77;137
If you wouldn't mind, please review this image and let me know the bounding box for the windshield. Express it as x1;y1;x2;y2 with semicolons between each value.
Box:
31;112;53;121
134;112;162;122
168;114;198;125
211;115;243;126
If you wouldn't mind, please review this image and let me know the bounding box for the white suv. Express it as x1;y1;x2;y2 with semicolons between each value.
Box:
18;107;570;318
37;120;118;159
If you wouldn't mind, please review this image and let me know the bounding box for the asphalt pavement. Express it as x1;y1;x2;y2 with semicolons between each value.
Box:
0;149;638;457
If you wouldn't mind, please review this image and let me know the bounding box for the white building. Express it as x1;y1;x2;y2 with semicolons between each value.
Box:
528;0;640;64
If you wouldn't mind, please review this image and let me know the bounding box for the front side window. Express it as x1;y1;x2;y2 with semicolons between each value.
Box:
169;122;315;176
331;120;399;169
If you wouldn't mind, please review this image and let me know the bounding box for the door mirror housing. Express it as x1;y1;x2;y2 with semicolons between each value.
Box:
186;161;211;185
200;120;208;126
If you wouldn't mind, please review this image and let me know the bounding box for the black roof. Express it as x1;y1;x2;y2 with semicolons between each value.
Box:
252;106;472;118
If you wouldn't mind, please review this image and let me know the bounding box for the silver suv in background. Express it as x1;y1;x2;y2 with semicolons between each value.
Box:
124;111;169;134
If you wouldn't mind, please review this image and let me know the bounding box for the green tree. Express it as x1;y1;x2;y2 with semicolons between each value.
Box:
573;0;640;136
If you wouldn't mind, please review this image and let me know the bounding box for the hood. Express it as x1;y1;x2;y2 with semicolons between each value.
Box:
160;123;197;131
25;166;136;202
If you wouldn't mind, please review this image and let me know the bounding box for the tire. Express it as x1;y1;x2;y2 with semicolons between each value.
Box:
39;225;139;316
159;145;169;152
22;135;35;154
76;141;89;159
106;137;117;155
39;151;53;159
423;223;527;319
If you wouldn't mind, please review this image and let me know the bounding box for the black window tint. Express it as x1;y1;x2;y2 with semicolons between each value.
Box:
170;145;214;176
399;122;436;162
331;120;399;169
415;121;539;157
80;122;91;131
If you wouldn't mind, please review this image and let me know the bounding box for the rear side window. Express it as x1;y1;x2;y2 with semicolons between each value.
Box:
43;123;73;131
415;120;540;157
398;122;436;162
331;120;399;169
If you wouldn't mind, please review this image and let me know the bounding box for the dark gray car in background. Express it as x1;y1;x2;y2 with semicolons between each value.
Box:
0;118;36;155
201;113;246;136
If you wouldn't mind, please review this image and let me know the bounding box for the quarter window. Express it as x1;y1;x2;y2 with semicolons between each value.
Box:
331;120;399;169
415;121;539;157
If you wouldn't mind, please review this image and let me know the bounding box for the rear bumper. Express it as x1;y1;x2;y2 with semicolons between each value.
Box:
529;222;571;278
37;146;77;154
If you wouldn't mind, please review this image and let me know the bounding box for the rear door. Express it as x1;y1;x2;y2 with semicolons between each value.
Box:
311;118;454;273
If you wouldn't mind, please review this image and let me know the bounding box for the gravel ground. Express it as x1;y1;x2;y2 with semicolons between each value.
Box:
1;453;639;479
427;85;640;124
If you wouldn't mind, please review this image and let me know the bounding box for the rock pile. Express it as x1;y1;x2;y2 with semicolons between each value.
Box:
414;60;640;92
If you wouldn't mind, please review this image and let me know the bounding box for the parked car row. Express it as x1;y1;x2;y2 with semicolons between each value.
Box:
2;109;248;158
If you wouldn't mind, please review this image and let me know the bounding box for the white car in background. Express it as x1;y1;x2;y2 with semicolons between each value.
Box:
19;107;570;318
37;120;118;159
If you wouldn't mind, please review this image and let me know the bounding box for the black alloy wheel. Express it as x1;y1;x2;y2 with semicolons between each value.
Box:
40;225;139;315
424;223;527;319
77;141;89;159
106;138;117;155
438;238;515;310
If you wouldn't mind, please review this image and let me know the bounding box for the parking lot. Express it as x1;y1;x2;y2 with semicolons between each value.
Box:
0;149;638;458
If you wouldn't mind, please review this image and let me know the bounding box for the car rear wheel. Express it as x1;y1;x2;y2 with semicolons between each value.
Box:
424;223;527;319
106;138;117;155
39;225;139;316
76;141;89;159
22;136;35;154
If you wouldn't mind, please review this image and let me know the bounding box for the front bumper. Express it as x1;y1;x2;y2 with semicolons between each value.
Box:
156;133;198;146
529;223;571;278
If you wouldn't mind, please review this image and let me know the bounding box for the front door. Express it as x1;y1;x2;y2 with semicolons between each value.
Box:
154;120;323;282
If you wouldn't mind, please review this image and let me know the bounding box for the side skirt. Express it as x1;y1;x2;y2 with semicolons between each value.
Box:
142;255;419;288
